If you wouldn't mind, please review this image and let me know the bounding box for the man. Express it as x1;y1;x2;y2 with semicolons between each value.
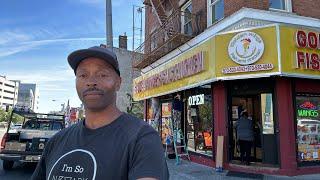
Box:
31;45;169;180
235;109;254;165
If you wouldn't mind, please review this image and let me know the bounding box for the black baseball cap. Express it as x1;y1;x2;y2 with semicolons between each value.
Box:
67;45;120;76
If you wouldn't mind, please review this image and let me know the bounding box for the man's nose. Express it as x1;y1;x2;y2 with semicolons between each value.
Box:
86;75;98;87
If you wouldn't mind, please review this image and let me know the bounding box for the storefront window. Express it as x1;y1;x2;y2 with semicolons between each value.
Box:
185;85;213;156
296;95;320;162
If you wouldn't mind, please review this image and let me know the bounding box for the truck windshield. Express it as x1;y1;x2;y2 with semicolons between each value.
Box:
23;120;62;130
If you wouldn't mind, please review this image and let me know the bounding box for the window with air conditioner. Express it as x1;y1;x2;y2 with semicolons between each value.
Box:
207;0;224;27
181;1;193;36
269;0;292;12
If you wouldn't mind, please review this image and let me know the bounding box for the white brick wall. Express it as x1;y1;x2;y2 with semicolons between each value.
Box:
113;48;141;112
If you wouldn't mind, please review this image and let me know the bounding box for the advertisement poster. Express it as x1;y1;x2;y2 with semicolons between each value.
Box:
161;103;172;118
161;103;172;144
261;94;274;134
296;96;320;162
232;106;239;119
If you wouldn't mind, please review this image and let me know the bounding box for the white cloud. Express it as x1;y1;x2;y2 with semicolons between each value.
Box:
8;68;74;84
0;31;33;45
0;35;137;58
0;44;37;57
0;37;106;58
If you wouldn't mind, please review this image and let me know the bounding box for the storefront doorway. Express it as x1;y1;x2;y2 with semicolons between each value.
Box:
227;79;279;166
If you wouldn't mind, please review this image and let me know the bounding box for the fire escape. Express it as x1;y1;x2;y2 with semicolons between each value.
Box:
133;0;199;69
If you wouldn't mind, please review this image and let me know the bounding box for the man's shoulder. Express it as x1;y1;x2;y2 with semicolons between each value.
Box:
119;113;156;137
120;113;149;129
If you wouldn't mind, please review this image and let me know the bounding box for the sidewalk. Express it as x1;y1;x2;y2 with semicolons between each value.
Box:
167;159;320;180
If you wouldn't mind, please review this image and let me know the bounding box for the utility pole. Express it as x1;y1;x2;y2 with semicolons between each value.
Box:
106;0;113;48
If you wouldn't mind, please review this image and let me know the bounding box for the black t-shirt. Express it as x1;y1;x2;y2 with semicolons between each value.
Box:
31;113;169;180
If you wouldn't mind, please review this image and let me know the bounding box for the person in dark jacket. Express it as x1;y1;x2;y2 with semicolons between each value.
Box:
235;109;254;165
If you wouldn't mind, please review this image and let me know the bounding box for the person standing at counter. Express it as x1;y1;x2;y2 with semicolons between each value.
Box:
235;110;254;165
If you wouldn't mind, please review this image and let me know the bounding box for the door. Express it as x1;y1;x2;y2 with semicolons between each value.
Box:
228;94;279;165
229;96;262;162
260;93;279;165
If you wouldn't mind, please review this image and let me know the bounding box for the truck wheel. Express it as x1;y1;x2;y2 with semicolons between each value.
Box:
3;160;14;170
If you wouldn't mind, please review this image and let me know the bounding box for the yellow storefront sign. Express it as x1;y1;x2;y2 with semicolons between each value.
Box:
280;26;320;77
133;39;215;101
133;25;320;101
215;26;280;78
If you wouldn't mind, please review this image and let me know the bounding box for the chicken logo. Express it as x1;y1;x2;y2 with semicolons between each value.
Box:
240;38;252;54
228;31;264;65
300;101;317;110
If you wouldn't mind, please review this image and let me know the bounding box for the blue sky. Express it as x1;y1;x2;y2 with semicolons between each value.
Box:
0;0;144;113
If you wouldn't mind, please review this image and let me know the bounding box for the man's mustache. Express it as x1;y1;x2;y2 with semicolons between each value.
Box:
82;87;104;95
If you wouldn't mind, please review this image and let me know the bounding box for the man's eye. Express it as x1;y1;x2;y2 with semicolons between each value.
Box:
99;73;109;78
78;74;86;78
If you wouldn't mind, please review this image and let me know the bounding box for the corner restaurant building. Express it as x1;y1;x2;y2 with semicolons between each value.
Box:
133;24;320;176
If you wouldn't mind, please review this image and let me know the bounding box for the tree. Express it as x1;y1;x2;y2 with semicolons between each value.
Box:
126;93;144;119
0;108;24;124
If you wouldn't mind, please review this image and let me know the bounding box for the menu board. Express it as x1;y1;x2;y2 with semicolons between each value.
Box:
296;96;320;162
297;121;320;161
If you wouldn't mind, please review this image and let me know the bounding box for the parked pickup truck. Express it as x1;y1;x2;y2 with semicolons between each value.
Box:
0;108;65;170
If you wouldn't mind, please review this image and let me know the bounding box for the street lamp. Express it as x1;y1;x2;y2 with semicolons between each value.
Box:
51;100;66;114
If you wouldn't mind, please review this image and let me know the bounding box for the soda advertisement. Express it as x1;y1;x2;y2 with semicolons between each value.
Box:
296;96;320;162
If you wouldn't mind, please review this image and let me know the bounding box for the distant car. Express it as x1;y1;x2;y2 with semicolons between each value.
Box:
11;123;23;129
0;122;8;128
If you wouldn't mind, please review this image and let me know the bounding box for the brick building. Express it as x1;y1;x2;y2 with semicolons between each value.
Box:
132;0;320;176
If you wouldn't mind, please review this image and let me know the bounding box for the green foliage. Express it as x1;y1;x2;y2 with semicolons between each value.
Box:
0;108;24;124
129;101;144;119
198;102;213;131
126;93;144;119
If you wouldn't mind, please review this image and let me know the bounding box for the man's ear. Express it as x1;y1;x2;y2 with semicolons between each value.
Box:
116;76;122;91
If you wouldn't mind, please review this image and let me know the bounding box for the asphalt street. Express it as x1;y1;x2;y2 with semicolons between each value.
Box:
0;160;35;180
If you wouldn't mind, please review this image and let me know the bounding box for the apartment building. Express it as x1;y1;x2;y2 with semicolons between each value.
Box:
132;0;320;176
0;75;19;109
